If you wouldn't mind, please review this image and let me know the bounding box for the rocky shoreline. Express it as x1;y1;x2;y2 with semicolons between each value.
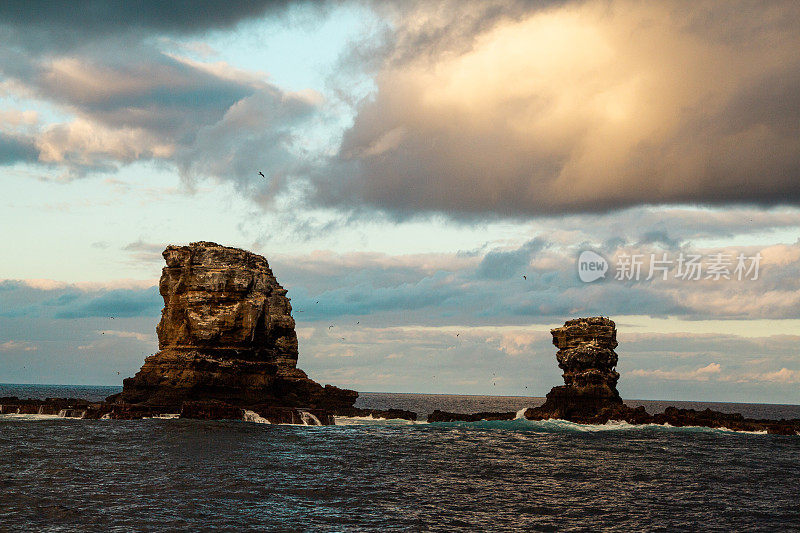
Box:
0;397;421;424
4;394;798;434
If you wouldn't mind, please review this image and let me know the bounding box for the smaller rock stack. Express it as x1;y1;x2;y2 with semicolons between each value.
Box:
426;315;798;433
526;317;630;423
553;317;620;399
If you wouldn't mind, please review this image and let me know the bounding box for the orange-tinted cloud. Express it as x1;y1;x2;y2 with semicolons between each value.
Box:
324;0;800;217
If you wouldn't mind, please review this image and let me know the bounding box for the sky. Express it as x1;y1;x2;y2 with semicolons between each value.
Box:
1;0;799;403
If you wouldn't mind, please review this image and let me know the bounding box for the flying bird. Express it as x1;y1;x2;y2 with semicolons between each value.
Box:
329;324;334;329
523;275;527;280
258;171;265;178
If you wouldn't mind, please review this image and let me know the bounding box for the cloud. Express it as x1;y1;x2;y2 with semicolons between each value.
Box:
54;288;162;319
755;368;800;384
630;363;722;382
0;340;38;352
1;247;799;399
99;330;155;342
123;240;166;263
0;4;324;181
2;1;798;220
295;321;800;400
0;280;161;319
475;237;548;280
0;131;38;164
0;1;304;52
548;207;800;247
174;85;322;195
265;235;800;325
313;0;800;218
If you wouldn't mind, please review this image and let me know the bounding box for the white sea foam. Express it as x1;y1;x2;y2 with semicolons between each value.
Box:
299;411;322;426
242;410;271;424
425;416;780;435
550;419;777;435
0;413;73;420
333;415;422;426
144;413;180;420
515;408;529;420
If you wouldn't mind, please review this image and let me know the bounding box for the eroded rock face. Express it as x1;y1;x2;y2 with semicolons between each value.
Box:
526;317;624;422
112;241;357;412
155;242;298;362
553;317;620;394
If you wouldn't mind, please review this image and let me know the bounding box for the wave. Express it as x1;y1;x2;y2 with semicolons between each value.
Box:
242;410;271;424
426;417;781;435
0;413;78;421
299;411;321;426
1;412;787;434
333;415;421;426
143;413;180;420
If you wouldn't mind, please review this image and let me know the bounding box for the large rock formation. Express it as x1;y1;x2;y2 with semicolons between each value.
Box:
110;241;357;413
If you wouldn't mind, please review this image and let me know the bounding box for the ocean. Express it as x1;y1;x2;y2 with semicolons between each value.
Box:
2;384;799;531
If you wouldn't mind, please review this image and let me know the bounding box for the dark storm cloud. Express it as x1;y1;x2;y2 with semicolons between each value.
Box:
0;1;304;51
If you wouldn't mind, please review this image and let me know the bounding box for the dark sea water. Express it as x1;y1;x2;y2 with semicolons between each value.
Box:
2;385;800;532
